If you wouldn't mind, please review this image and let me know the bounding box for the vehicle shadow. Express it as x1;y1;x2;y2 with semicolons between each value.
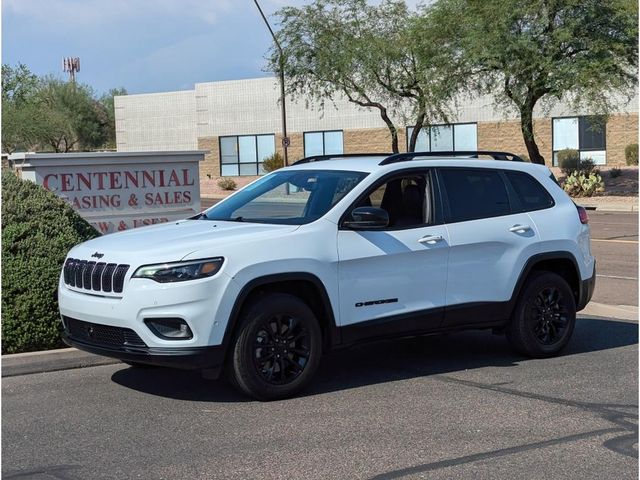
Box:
110;316;637;402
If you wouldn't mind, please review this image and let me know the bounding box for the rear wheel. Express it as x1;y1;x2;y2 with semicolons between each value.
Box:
507;271;576;358
228;293;322;400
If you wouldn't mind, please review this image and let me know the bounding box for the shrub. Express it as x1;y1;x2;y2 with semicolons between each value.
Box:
557;149;580;174
262;152;285;173
578;158;596;174
625;144;638;166
2;170;99;353
217;177;237;191
610;167;622;178
562;170;605;197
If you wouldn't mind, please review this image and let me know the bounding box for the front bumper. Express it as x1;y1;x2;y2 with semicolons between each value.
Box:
62;325;225;374
58;269;240;349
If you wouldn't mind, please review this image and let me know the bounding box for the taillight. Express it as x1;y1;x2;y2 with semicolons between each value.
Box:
576;205;589;224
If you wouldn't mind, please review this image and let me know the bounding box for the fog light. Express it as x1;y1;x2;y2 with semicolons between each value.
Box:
145;318;193;340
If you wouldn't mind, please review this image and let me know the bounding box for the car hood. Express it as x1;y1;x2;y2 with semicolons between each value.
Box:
68;219;299;265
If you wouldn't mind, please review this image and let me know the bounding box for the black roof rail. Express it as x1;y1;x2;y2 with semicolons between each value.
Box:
378;150;525;166
292;153;393;166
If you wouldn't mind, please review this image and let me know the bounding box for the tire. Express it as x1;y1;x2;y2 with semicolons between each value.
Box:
507;271;576;358
228;293;322;401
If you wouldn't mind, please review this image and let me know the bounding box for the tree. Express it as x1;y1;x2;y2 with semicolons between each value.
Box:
37;78;109;152
427;0;638;164
270;0;458;153
1;64;45;153
100;87;127;149
2;64;118;153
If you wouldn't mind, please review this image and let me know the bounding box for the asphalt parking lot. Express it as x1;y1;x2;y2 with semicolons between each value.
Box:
2;211;637;479
2;315;637;479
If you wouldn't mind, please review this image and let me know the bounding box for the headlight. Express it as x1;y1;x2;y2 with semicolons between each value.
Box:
132;257;224;283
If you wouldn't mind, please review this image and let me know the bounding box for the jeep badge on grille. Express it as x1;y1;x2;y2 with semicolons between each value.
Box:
91;252;104;259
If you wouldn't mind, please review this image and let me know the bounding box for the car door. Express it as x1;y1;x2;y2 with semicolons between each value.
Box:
336;168;450;343
437;167;541;327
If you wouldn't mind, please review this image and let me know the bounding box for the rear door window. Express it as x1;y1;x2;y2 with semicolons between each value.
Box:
438;168;511;223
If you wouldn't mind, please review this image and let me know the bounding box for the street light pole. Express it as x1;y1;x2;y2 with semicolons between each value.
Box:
253;0;289;166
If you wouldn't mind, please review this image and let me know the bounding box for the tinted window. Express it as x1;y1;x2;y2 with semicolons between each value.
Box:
507;171;554;212
579;116;606;150
439;169;510;222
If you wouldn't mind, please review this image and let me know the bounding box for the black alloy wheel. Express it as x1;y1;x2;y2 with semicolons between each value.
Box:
527;286;570;345
252;314;311;385
507;271;576;358
228;293;322;400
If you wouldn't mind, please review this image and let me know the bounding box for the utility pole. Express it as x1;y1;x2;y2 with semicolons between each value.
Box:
253;0;289;166
63;57;80;82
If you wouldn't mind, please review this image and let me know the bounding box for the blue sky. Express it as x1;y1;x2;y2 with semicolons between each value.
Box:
2;0;302;95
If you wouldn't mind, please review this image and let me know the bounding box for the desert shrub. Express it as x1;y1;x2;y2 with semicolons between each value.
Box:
262;152;284;173
578;158;597;174
2;170;99;353
557;149;580;174
217;177;237;191
610;167;622;178
625;144;638;166
562;170;605;197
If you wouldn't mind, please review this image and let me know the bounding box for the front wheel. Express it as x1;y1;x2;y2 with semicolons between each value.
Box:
228;293;322;401
507;271;576;358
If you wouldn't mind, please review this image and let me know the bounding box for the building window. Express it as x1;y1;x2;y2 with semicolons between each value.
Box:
219;134;275;176
406;123;477;152
303;130;344;157
552;116;606;165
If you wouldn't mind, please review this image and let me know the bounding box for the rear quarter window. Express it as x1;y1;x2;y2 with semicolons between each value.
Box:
506;171;555;212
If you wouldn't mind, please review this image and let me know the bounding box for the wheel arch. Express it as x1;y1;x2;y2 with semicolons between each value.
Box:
509;252;582;316
221;272;340;357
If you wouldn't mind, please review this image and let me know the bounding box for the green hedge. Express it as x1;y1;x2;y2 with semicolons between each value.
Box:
2;170;99;353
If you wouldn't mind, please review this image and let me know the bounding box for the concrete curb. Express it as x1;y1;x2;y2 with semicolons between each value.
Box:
2;302;637;378
2;348;120;378
578;204;638;212
580;302;638;322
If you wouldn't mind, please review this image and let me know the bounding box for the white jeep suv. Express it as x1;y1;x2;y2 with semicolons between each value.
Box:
59;151;596;400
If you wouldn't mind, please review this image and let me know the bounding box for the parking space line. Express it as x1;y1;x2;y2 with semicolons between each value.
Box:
597;274;638;281
592;239;638;244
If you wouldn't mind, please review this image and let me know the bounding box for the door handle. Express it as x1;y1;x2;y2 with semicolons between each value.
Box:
509;224;532;233
418;234;443;244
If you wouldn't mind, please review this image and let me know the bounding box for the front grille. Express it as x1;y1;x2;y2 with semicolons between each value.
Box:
63;258;129;294
64;316;146;348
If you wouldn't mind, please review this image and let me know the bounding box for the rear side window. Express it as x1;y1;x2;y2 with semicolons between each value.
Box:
506;171;555;212
439;168;510;223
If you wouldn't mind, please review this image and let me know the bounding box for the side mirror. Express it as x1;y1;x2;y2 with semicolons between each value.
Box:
343;206;389;230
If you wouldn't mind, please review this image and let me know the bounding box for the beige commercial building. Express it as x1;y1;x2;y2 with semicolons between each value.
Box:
115;77;639;181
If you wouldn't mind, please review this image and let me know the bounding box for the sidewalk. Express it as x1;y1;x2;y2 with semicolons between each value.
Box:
2;302;636;378
576;196;638;212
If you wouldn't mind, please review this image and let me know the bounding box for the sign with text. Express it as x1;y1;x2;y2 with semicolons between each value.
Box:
10;151;205;234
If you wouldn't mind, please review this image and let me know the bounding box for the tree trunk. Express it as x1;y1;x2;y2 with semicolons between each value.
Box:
520;102;545;165
408;109;426;153
342;89;399;153
379;107;399;153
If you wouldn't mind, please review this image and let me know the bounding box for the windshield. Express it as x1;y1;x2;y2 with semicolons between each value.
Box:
202;169;368;225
